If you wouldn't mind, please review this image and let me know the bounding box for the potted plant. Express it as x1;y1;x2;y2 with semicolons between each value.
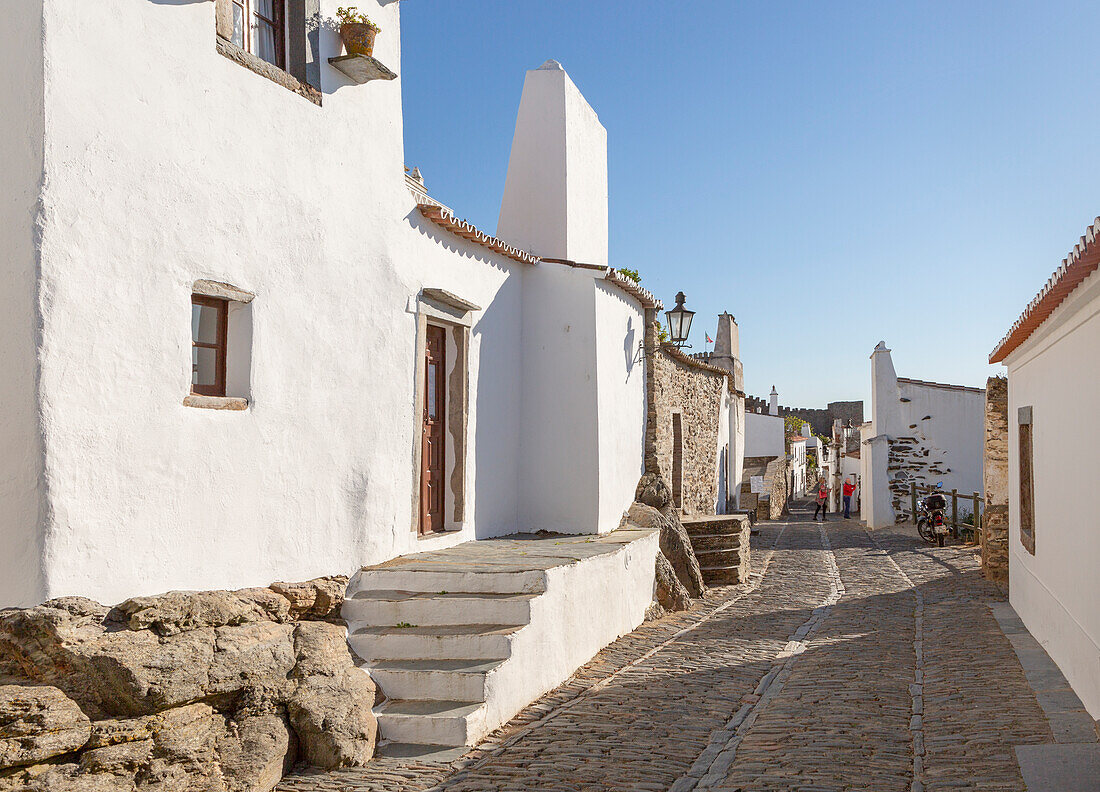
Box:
337;7;381;57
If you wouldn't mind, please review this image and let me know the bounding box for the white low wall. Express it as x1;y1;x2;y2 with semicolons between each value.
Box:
481;528;659;733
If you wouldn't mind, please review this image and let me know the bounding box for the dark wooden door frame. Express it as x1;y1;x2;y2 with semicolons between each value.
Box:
419;325;447;535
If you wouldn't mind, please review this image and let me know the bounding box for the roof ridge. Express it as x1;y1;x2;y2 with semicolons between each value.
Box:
990;216;1100;363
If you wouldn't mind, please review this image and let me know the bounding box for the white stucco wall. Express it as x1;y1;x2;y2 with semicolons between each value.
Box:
731;396;746;509
593;282;646;531
1;0;648;607
0;0;47;607
1004;268;1100;719
744;411;784;459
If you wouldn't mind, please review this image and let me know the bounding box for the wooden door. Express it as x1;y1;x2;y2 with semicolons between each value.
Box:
420;325;446;535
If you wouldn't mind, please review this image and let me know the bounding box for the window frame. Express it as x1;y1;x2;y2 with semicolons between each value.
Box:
191;295;229;398
1018;406;1036;554
232;0;287;70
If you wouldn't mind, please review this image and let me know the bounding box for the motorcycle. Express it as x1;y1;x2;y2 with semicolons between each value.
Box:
916;492;949;547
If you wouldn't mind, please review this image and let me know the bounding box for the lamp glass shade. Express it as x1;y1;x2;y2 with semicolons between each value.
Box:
665;292;695;344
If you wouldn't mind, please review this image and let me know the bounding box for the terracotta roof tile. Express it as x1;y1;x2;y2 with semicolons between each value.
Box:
990;216;1100;363
417;202;539;265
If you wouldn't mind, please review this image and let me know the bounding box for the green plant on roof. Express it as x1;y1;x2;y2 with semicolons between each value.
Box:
394;622;414;629
336;7;380;30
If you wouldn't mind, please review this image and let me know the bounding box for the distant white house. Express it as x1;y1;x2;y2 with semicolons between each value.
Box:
745;386;785;459
861;343;984;529
788;434;807;497
989;216;1100;719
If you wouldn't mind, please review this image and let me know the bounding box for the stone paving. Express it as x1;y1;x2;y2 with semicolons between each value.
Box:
279;508;1070;792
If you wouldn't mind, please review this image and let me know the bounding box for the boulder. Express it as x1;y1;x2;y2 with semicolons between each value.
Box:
635;472;673;510
113;589;291;636
0;685;91;770
268;578;347;622
626;502;706;598
287;670;376;770
139;703;226;791
216;712;295;792
290;622;348;679
654;553;692;613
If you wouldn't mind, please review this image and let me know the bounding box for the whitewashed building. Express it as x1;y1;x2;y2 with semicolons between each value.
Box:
861;343;985;529
745;387;785;459
989;217;1100;719
0;1;659;608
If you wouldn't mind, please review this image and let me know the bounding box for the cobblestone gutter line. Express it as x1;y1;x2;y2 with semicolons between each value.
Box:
672;522;846;792
867;531;927;792
432;522;795;784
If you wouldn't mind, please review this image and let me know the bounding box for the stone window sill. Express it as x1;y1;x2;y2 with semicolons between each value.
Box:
184;394;249;411
216;37;321;106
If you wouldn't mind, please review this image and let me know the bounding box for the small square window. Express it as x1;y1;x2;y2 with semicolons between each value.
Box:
191;295;228;397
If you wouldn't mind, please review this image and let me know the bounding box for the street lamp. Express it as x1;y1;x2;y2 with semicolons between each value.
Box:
665;291;695;347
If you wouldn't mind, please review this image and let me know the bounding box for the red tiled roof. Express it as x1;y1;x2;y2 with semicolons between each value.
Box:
789;436;807;442
415;202;663;310
990;216;1100;363
604;269;662;310
417;203;540;265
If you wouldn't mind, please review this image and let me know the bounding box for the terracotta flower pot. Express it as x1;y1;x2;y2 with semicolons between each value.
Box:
340;23;378;57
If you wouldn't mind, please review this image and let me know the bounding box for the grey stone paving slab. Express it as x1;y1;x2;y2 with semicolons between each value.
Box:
1015;743;1100;792
1048;711;1100;744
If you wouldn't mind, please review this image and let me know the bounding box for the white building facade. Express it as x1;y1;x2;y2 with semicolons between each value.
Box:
861;343;985;529
990;217;1100;719
0;0;653;607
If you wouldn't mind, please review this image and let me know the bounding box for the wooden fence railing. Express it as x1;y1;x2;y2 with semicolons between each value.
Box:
906;482;983;543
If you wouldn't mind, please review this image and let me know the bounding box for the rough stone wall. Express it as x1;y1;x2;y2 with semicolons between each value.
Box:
740;456;789;521
744;398;864;439
982;376;1009;584
653;344;726;515
886;435;953;521
0;578;375;791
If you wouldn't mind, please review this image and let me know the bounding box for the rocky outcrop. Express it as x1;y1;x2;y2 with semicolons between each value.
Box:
629;473;707;613
0;577;372;791
0;686;91;771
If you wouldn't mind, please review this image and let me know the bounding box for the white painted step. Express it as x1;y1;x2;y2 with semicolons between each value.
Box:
366;658;502;702
374;699;487;746
349;623;522;663
374;741;468;762
349;568;546;597
343;590;537;627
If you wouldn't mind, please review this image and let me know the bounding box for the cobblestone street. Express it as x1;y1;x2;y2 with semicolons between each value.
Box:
279;508;1077;792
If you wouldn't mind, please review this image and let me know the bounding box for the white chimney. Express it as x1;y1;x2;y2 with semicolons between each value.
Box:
769;386;779;416
497;60;608;266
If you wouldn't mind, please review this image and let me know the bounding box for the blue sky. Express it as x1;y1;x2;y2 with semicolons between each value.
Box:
399;1;1099;410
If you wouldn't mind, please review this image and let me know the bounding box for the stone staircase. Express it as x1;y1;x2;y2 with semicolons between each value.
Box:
341;530;660;759
682;514;751;585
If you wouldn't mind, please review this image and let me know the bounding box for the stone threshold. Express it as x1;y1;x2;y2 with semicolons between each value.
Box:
989;601;1100;792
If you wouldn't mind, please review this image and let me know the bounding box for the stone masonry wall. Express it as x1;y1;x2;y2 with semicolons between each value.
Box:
982;376;1009;584
653;343;726;516
0;578;375;791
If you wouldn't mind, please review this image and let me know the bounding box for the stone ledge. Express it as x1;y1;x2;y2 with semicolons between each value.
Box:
216;37;322;106
183;394;249;411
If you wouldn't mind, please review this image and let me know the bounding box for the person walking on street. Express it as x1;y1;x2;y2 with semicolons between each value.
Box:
842;476;856;519
812;479;829;521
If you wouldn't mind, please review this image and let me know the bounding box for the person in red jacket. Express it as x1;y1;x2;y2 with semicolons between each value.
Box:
812;479;829;521
842;476;857;519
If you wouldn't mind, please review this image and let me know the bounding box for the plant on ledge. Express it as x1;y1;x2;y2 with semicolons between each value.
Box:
337;7;381;57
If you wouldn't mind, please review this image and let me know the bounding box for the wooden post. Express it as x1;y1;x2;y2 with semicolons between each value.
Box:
910;482;918;523
951;489;958;539
973;492;981;544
